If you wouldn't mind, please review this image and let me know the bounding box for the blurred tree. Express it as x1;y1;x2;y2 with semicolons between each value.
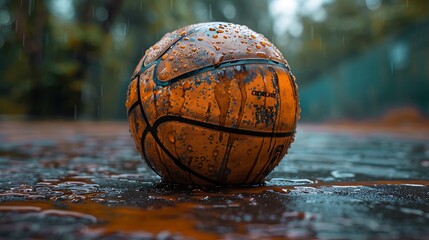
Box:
2;0;426;120
1;0;124;119
0;0;275;120
281;0;429;85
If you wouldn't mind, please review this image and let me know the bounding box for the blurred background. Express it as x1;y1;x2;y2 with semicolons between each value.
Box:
0;0;428;123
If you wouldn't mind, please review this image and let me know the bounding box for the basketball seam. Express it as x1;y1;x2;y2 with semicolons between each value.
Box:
136;67;222;184
131;22;222;81
136;75;159;175
127;100;140;116
153;58;290;87
152;115;296;138
244;138;265;182
148;127;222;184
251;67;281;182
130;32;297;184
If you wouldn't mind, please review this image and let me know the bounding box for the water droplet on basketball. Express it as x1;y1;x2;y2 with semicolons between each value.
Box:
168;132;176;143
214;54;224;67
158;68;170;80
213;150;219;156
256;52;267;58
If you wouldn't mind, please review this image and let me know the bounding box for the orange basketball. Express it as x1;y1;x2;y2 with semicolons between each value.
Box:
126;22;299;185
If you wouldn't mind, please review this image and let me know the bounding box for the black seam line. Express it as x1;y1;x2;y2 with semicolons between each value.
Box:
149;127;222;185
136;80;152;128
127;100;140;116
131;60;157;80
152;115;296;138
131;22;223;81
133;59;221;184
141;128;160;175
135;62;222;184
153;59;290;87
136;75;159;174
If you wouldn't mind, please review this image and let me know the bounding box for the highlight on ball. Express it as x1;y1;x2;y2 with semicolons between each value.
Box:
126;22;299;185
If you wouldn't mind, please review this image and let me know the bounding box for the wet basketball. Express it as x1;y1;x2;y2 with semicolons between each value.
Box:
126;22;299;185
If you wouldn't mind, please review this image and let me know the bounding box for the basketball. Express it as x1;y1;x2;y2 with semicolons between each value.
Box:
126;22;299;185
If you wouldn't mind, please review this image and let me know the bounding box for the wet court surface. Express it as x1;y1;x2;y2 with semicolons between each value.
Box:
0;122;428;239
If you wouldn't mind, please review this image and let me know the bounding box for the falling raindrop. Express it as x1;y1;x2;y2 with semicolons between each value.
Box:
170;0;173;11
310;25;314;40
209;3;212;20
342;35;345;48
123;22;127;37
28;0;33;16
100;84;104;97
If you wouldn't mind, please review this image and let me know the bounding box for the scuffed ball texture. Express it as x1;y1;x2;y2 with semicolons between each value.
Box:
126;22;299;185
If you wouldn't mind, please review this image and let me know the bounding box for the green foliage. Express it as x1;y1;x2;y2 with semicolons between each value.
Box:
283;0;429;84
0;0;427;120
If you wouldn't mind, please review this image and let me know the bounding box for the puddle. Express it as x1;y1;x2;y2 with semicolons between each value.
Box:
1;179;428;239
0;122;428;239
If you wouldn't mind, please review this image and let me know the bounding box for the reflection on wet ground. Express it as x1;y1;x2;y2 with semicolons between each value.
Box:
0;122;428;239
